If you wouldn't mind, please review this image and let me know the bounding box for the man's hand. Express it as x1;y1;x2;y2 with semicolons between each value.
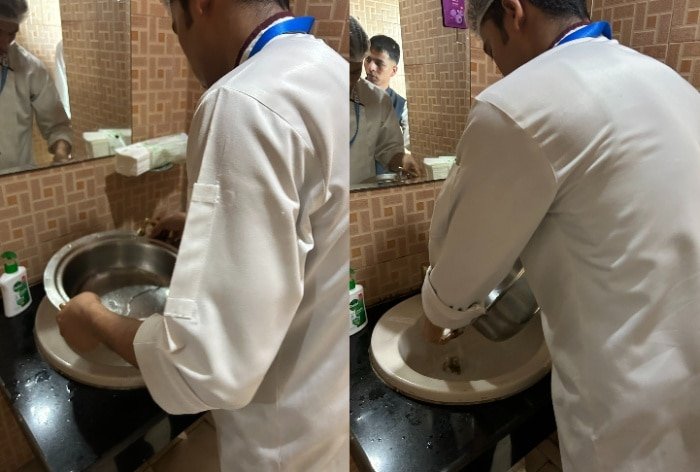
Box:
388;153;423;179
56;292;103;353
422;316;446;344
421;316;465;345
51;139;72;163
150;211;186;245
401;153;422;178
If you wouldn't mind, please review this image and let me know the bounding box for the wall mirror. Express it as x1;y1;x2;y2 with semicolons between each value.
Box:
1;0;131;176
349;0;462;192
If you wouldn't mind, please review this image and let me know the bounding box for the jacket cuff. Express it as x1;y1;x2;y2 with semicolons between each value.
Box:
420;266;486;329
134;314;210;415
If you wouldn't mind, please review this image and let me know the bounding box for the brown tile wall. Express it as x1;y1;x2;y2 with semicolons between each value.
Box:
398;0;470;160
60;0;132;160
16;0;64;167
349;0;407;98
293;0;350;56
350;181;440;305
591;0;700;89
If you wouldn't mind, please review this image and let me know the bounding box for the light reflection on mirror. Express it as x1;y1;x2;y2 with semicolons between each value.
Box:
0;0;130;177
349;0;450;192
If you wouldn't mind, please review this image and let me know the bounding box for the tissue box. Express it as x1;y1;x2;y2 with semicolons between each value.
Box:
115;133;188;177
82;129;132;159
423;156;456;180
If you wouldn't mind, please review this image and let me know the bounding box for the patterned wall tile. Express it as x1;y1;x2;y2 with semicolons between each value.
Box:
399;0;470;159
61;0;132;159
350;181;439;305
0;160;185;286
130;0;199;143
293;0;350;56
469;33;502;101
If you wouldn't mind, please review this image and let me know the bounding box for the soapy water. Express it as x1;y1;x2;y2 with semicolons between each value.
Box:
75;268;170;319
100;285;169;319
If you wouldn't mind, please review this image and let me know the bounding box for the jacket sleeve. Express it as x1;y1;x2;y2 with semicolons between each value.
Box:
373;92;406;167
28;59;72;148
421;100;558;329
134;88;318;414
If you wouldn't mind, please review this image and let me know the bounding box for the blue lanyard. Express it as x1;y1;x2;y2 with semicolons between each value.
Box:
350;100;360;146
556;21;612;47
249;16;315;58
0;65;8;94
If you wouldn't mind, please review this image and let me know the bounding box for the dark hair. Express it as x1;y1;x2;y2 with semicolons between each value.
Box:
369;35;401;64
172;0;290;27
484;0;589;42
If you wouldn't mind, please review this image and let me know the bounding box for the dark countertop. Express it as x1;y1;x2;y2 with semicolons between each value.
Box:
0;284;200;472
350;293;556;472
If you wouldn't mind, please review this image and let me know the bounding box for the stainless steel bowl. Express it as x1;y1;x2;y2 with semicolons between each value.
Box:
471;260;541;342
44;231;177;319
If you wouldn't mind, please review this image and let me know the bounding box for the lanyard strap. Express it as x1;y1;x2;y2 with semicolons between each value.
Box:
350;100;360;146
249;16;315;59
555;21;612;47
0;65;8;94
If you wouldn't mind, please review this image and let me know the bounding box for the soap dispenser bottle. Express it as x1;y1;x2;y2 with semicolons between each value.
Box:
349;268;367;335
0;251;32;317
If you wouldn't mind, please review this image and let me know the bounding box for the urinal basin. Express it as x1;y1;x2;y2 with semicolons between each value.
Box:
370;295;551;404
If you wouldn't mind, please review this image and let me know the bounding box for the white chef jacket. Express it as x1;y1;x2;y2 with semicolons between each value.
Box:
422;36;700;471
0;43;71;171
133;28;349;471
350;78;404;184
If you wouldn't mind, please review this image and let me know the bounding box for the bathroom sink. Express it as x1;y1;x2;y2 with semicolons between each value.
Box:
35;231;176;389
370;295;551;404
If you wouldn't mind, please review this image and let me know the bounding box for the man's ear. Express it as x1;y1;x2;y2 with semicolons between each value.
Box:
190;0;213;18
390;64;398;77
501;0;526;32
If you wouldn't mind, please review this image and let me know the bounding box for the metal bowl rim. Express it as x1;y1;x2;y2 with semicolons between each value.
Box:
43;230;177;310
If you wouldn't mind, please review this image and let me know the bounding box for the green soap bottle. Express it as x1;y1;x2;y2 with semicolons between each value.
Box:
349;268;367;335
1;251;32;318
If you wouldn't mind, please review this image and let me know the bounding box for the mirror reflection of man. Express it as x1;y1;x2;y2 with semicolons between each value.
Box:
349;16;419;185
0;0;72;171
364;35;410;153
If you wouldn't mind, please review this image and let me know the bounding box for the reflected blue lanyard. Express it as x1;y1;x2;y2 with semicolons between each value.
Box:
556;21;612;47
0;65;8;94
350;100;360;146
249;16;315;58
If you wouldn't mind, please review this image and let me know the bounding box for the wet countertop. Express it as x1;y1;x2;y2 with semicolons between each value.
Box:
350;293;556;472
0;284;199;472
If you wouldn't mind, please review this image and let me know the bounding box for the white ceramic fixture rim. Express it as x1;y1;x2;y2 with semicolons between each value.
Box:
370;295;551;405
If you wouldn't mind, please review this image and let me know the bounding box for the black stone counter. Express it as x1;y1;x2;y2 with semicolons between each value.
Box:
0;284;200;472
350;293;556;472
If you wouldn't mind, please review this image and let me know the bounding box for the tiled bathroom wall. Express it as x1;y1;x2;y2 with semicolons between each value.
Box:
60;0;131;161
350;0;407;98
350;181;441;305
398;0;470;159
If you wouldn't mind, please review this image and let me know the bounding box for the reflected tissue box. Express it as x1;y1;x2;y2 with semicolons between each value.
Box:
423;156;456;180
115;133;188;177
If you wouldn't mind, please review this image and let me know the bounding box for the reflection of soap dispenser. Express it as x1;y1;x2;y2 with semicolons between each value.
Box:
1;251;32;317
349;268;367;335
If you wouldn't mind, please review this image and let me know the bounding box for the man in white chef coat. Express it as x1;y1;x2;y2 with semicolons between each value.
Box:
56;0;348;470
0;0;72;171
422;0;700;471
